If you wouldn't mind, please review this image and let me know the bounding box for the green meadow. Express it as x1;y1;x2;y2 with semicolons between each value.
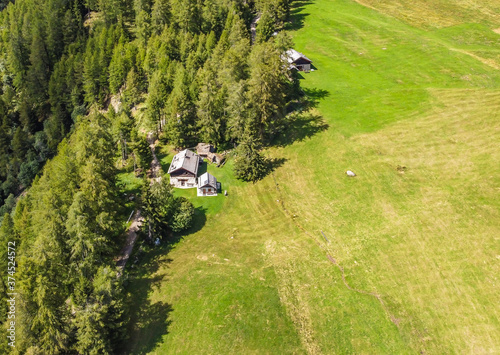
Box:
125;0;500;353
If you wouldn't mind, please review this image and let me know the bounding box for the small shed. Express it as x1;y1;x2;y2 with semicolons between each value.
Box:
206;152;225;166
285;49;312;72
196;143;215;158
197;172;218;197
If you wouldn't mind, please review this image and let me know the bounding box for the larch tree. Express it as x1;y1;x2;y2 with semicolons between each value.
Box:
247;40;288;142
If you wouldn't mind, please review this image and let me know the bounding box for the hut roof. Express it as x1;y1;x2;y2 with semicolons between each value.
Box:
168;149;199;175
207;152;224;165
196;143;215;155
198;172;217;189
285;49;312;64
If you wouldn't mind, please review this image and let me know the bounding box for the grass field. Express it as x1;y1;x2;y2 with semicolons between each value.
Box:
124;0;500;353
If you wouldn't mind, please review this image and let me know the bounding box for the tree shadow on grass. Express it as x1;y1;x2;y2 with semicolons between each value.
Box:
267;157;287;174
286;87;330;113
121;244;174;354
156;151;170;173
273;111;329;147
123;283;173;354
132;301;173;354
303;87;330;108
247;157;288;183
177;206;207;237
284;0;313;31
160;161;170;174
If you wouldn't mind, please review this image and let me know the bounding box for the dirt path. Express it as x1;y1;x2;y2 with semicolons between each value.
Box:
116;210;143;275
251;14;261;44
116;132;160;273
147;132;162;182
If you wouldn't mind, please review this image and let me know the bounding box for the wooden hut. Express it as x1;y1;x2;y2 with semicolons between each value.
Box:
196;143;215;158
285;49;312;72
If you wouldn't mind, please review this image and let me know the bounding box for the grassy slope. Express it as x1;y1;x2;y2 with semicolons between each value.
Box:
125;0;500;353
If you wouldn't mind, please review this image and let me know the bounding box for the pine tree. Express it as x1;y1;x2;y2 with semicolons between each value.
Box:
170;0;201;33
196;59;227;145
146;69;170;130
28;218;71;354
170;197;195;232
0;115;11;178
25;24;51;124
123;68;141;107
130;134;152;172
165;65;197;147
66;190;108;287
222;14;250;82
201;0;226;35
74;266;127;355
45;0;65;62
144;178;176;238
151;0;171;35
135;10;151;45
233;134;268;182
12;127;29;160
108;43;128;94
226;80;249;143
113;112;133;163
247;41;288;142
256;6;275;43
142;178;195;239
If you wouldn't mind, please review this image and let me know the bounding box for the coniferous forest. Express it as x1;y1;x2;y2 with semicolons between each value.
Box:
0;0;300;353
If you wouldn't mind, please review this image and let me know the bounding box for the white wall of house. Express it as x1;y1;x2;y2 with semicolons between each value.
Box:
170;176;197;188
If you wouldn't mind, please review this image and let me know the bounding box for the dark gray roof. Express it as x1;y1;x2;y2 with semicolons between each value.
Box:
197;172;217;189
285;49;312;64
168;149;199;175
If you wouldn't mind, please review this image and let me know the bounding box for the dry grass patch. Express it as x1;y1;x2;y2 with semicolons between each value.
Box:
353;0;500;29
449;48;500;70
264;240;321;355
